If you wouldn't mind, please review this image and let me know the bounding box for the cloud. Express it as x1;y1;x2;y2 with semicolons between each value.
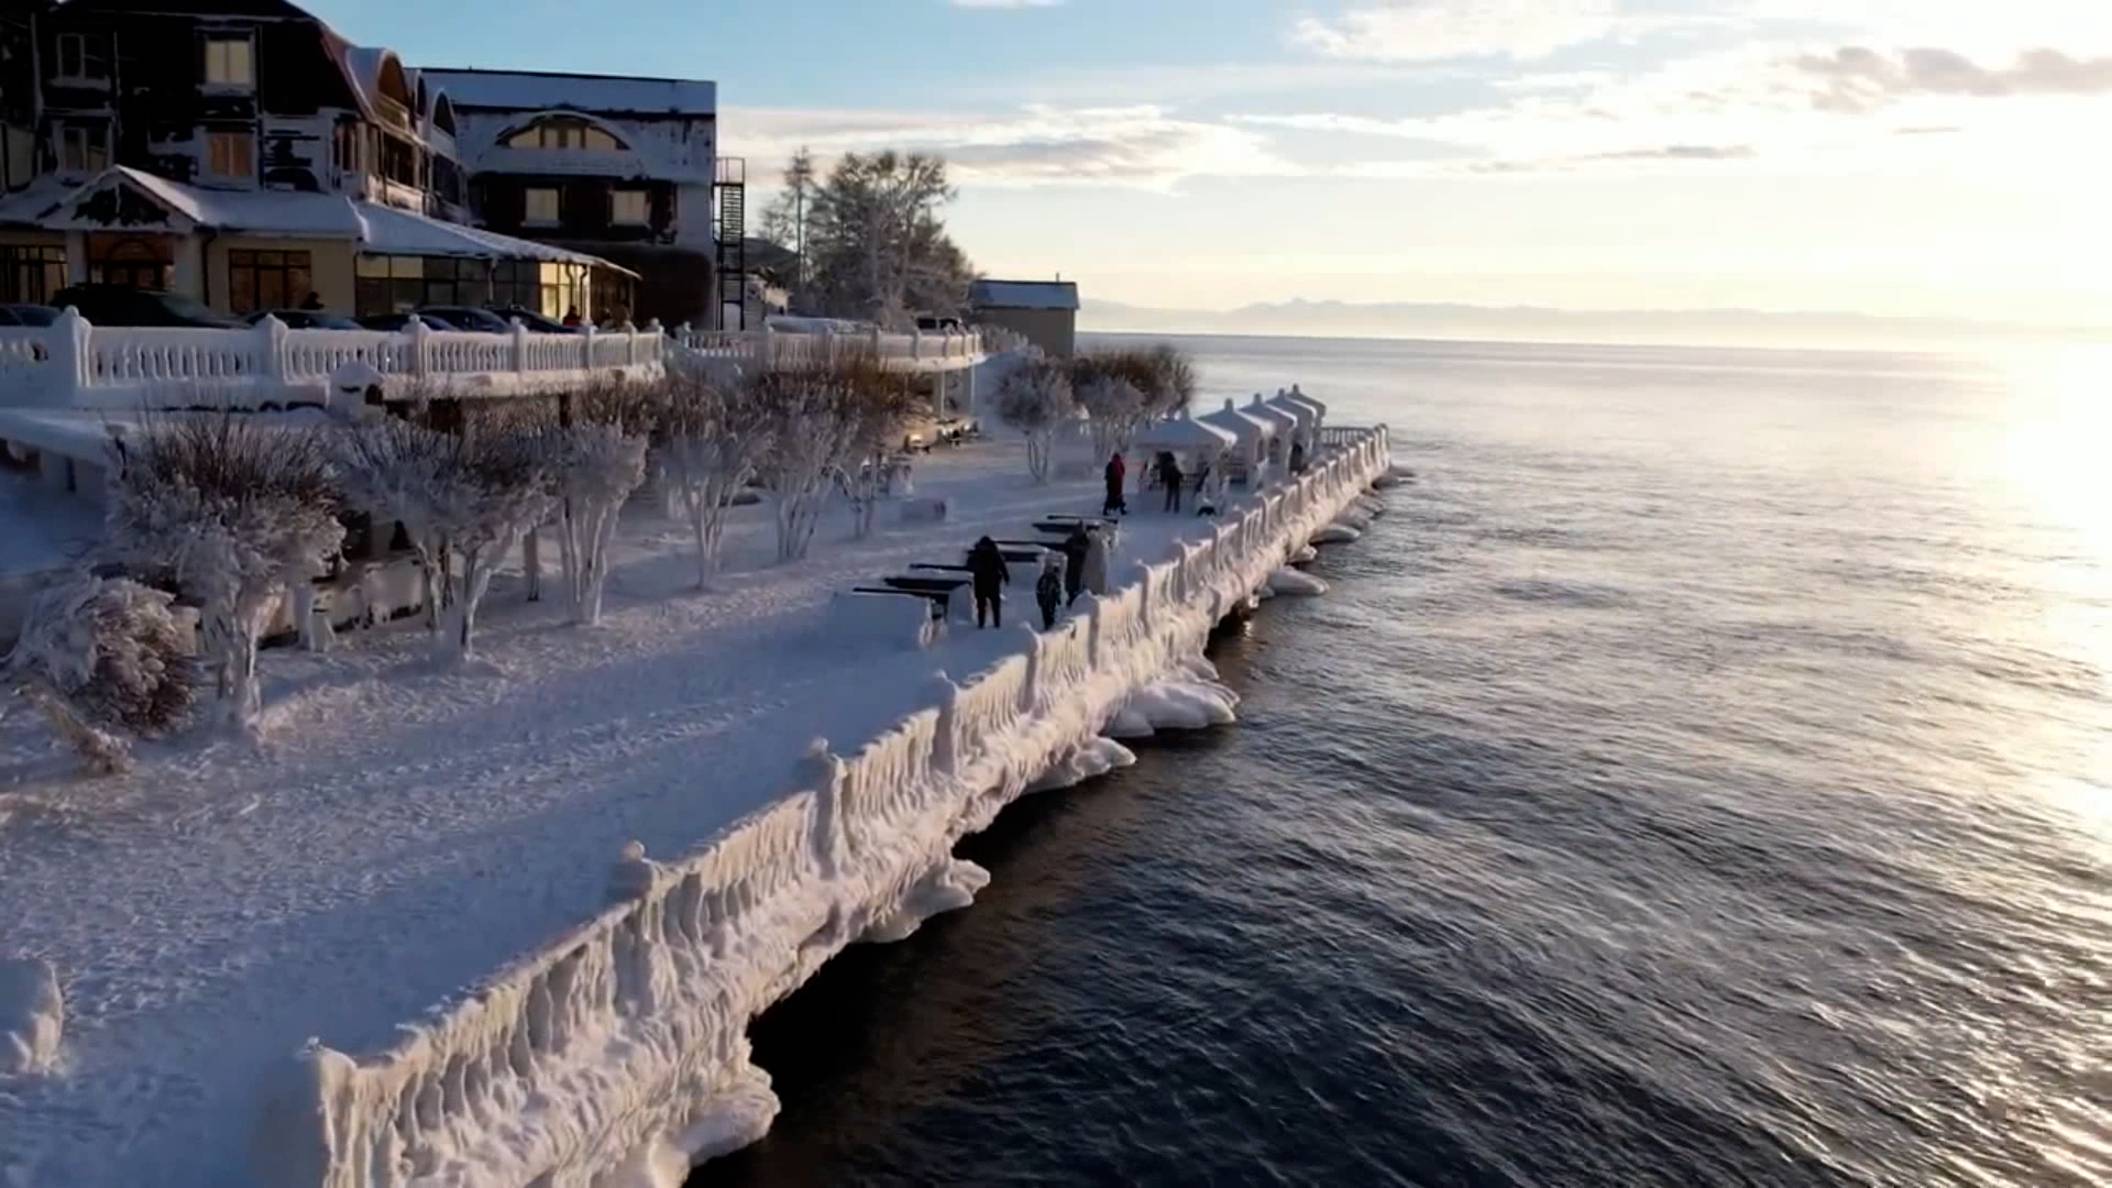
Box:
1791;47;2112;112
721;104;1293;190
1290;0;1668;63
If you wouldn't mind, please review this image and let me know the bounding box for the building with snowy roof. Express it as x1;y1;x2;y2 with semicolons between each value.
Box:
969;278;1079;357
0;0;648;323
419;67;725;328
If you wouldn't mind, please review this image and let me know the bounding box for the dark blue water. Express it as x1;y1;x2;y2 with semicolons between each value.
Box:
700;336;2112;1186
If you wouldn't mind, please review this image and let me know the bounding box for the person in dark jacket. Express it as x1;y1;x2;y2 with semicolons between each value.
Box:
1103;452;1128;516
967;536;1009;628
299;291;324;311
1035;553;1065;630
1061;524;1091;605
1289;439;1306;474
1160;452;1184;513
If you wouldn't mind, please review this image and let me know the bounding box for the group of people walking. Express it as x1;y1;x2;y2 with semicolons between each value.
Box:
965;521;1111;632
1101;450;1199;516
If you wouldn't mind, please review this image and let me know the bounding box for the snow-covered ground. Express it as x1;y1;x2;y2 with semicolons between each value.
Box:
0;429;1391;1187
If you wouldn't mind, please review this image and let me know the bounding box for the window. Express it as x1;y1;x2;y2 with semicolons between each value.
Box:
354;255;489;315
611;189;649;227
205;132;254;182
59;123;108;173
0;245;68;304
204;36;254;89
523;187;560;225
501;117;624;152
227;249;312;314
56;33;108;80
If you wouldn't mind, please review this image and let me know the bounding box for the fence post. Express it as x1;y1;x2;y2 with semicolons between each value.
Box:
254;313;287;388
407;318;430;377
510;318;528;376
760;322;776;370
581;324;597;373
911;329;923;360
50;307;89;402
927;670;960;776
798;738;849;874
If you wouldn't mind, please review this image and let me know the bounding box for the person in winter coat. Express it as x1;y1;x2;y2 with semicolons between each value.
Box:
1160;452;1185;513
1036;553;1065;630
563;306;583;328
1289;439;1307;474
1061;524;1091;605
1080;525;1111;595
1103;452;1128;516
967;536;1009;628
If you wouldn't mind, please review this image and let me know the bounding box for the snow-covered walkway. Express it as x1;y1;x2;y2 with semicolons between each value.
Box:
0;439;1276;1186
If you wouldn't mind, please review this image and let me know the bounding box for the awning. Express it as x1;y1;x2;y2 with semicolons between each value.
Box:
1242;393;1300;437
1198;398;1275;447
23;166;636;276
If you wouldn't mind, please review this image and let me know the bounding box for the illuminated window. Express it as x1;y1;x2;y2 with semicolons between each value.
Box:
204;37;254;88
227;249;312;314
205;132;254;182
611;190;648;226
524;188;560;224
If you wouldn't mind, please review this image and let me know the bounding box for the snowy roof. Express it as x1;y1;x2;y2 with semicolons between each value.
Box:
0;174;78;228
420;69;716;115
1198;398;1276;444
1132;411;1236;454
30;167;635;275
1242;393;1301;435
969;280;1080;312
1264;392;1319;430
1279;385;1327;417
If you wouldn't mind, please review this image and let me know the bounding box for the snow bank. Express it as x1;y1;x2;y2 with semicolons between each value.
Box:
0;958;63;1076
255;424;1393;1188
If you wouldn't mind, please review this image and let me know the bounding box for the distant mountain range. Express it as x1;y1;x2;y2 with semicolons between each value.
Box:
1079;298;2111;350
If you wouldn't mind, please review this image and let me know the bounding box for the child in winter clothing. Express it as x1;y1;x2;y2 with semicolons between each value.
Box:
1036;553;1065;630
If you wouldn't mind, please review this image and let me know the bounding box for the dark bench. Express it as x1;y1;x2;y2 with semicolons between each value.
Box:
881;575;970;595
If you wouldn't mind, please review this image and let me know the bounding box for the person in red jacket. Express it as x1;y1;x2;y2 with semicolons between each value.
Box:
1103;451;1128;516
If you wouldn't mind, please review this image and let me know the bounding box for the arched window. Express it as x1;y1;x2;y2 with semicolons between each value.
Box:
501;115;625;152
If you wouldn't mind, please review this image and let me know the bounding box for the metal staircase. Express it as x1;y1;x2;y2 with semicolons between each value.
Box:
713;157;747;330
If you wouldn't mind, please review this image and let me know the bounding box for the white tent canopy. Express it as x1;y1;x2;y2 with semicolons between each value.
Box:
1133;411;1237;457
1264;390;1320;452
1199;397;1276;481
1243;394;1300;462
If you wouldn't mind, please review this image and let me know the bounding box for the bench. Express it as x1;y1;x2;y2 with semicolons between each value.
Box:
850;586;948;619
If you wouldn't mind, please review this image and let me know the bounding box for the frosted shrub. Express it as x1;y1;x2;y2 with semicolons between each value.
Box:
753;367;864;562
5;574;197;774
334;417;554;658
994;357;1075;483
1070;357;1147;459
657;373;774;587
104;416;342;731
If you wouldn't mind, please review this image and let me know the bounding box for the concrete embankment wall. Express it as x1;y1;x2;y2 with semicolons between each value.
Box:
255;427;1393;1188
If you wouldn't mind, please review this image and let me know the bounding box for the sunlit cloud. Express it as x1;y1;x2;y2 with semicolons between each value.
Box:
1290;0;1692;63
1792;47;2112;113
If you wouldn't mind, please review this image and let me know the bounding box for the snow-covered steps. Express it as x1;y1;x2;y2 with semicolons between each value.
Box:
253;426;1395;1188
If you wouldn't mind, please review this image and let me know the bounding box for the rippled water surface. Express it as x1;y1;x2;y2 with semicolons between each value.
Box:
701;336;2112;1187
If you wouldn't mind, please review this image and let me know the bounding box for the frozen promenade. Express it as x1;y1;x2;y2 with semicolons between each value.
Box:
0;428;1391;1188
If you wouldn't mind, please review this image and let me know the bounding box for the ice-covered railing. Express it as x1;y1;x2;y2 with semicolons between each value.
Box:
0;311;666;410
670;323;986;373
258;424;1394;1188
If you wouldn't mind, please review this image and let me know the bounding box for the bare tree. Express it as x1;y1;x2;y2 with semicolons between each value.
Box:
104;415;342;731
334;417;554;659
1070;353;1149;459
543;385;655;627
657;372;775;587
995;358;1076;484
830;354;922;540
752;366;864;562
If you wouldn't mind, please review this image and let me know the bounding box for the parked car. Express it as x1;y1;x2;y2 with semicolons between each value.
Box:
0;303;59;326
416;305;512;333
357;312;456;332
915;315;964;333
242;309;362;330
48;285;242;328
488;306;578;334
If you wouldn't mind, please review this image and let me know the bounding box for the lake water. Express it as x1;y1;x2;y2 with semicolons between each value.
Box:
699;335;2112;1186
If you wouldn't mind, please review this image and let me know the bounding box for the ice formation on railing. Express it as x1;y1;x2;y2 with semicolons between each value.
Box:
258;425;1394;1188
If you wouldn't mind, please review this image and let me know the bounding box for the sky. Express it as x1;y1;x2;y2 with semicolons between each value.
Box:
306;0;2112;328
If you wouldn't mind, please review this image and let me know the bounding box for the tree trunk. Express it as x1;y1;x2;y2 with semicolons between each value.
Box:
523;525;542;602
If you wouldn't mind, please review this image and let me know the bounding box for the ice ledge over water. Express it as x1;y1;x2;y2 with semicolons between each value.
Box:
251;428;1393;1188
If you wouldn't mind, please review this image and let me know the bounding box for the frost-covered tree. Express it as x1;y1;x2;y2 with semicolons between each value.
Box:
5;574;197;774
758;147;818;297
805;151;973;328
995;358;1075;483
1069;355;1149;459
104;416;342;731
752;368;864;562
832;355;922;540
542;386;654;627
1140;342;1198;418
656;373;775;587
334;418;554;659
